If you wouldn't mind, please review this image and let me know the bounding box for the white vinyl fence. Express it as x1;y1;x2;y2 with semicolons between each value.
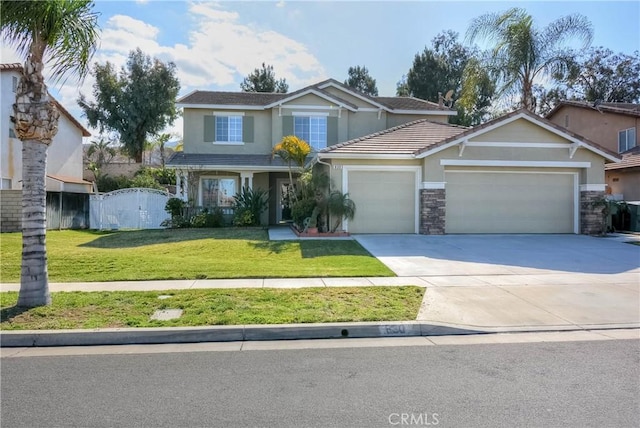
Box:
90;188;173;230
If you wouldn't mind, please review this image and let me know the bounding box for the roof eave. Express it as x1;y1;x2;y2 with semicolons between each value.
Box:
318;153;415;160
177;103;266;110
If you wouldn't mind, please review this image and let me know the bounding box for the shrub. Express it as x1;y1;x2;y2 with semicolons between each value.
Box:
233;187;269;227
191;208;225;228
291;197;316;230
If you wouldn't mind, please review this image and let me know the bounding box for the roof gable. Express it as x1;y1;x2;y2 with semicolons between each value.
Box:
416;109;620;162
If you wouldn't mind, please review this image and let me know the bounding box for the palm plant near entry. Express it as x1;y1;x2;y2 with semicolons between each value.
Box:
1;0;100;307
327;191;356;233
466;8;592;110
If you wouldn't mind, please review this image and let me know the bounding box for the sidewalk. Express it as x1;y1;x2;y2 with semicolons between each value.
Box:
2;274;638;347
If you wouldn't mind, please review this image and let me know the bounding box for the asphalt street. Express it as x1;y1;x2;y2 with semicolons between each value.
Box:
1;338;638;428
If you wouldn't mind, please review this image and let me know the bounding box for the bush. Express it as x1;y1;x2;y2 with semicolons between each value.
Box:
291;198;316;230
165;198;185;218
233;187;269;227
190;208;225;228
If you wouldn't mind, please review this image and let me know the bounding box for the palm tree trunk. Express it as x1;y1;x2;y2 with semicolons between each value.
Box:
18;140;51;307
13;57;59;307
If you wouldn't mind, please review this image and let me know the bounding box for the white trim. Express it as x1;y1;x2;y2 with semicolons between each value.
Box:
420;182;446;189
342;165;421;233
392;109;457;116
213;141;245;146
579;184;607;192
213;111;245;116
317;81;390;110
464;141;570;148
279;105;341;111
358;108;383;113
291;111;330;117
440;159;592;168
178;103;264;110
264;89;358;112
445;169;580;234
167;165;291;172
318;153;416;160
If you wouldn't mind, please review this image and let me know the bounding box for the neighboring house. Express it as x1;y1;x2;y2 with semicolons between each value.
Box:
546;101;640;201
317;109;619;235
167;78;454;224
1;63;92;231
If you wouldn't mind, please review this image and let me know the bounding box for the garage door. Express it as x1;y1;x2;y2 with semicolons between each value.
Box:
347;170;416;233
445;171;576;233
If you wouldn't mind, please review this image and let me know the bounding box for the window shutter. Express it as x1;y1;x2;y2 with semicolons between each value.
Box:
327;117;338;145
282;116;293;137
243;116;254;143
204;116;216;142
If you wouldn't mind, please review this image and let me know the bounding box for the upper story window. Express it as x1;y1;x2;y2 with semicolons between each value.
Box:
294;116;327;151
204;113;253;145
618;128;636;153
215;116;243;143
12;76;18;92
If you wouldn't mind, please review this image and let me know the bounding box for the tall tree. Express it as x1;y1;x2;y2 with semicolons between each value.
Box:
240;63;288;93
1;0;99;307
564;48;640;103
344;65;378;96
403;31;494;125
466;8;593;110
78;49;180;163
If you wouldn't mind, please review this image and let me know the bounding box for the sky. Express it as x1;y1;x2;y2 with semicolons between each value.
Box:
2;0;639;140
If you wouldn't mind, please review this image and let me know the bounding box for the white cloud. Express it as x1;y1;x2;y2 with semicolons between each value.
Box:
5;2;326;140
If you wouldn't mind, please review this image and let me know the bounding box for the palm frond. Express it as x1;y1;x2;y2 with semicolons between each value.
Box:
0;0;100;84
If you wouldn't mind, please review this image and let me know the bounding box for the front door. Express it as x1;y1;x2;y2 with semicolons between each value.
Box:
276;178;296;223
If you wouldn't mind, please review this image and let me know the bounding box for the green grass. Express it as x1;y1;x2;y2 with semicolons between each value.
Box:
0;287;424;329
0;229;394;282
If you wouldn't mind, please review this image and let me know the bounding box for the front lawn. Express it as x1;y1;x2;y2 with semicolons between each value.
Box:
0;287;423;329
0;229;394;282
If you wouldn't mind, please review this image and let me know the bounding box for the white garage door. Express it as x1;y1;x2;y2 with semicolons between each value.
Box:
347;170;416;233
445;171;576;233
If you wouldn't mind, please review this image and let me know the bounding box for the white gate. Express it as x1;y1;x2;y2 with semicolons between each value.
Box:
90;188;173;230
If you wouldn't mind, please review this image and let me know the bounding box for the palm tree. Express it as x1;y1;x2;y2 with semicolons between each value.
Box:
327;191;356;233
1;0;99;307
466;8;592;110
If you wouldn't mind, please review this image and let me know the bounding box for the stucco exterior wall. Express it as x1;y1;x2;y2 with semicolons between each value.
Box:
470;119;568;143
183;109;272;155
606;169;640;200
548;105;639;154
1;69;87;191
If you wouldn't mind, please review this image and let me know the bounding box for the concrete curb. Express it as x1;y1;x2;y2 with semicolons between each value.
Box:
0;321;481;347
3;321;638;348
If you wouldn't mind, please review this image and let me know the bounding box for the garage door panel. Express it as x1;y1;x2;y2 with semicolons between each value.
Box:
348;170;416;234
446;172;575;233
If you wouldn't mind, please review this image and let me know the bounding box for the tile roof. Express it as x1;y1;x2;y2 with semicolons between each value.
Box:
547;100;640;118
0;63;22;71
166;153;310;169
321;119;468;155
178;78;454;113
606;147;640;170
47;174;92;185
374;96;449;111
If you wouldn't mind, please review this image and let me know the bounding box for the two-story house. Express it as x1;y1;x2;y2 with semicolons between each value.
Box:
169;80;620;235
546;101;640;201
167;79;455;225
1;63;92;231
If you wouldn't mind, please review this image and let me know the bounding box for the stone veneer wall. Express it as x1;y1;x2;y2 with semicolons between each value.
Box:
1;190;21;232
580;190;606;235
419;188;445;235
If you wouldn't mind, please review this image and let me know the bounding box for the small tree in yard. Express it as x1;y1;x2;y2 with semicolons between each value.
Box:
272;136;311;205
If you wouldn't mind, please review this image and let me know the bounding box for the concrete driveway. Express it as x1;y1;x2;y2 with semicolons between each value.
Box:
354;234;640;279
355;234;640;329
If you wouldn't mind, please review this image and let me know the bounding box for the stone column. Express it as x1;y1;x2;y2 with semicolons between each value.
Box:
419;187;446;235
580;188;606;235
